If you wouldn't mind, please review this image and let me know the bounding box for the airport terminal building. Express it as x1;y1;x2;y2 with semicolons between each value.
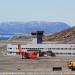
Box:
7;31;75;56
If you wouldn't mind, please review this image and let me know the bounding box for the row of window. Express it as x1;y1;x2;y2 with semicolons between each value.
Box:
55;52;75;55
8;48;44;50
8;48;75;50
7;52;75;55
50;48;75;50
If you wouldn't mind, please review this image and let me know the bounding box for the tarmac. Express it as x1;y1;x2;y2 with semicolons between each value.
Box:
0;55;75;75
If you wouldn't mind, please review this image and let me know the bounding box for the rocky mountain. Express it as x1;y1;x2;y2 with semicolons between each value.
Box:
44;26;75;43
0;21;70;34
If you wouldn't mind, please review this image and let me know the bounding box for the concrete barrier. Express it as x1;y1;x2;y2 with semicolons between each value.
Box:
53;67;62;71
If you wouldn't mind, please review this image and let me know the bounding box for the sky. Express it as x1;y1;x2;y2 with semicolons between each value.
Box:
0;0;75;26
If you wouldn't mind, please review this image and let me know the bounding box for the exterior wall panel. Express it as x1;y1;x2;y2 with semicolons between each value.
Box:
7;44;75;56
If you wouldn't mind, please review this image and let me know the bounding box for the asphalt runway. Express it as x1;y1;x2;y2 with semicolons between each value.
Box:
0;56;75;75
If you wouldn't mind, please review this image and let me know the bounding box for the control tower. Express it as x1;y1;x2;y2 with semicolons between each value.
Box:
31;31;44;44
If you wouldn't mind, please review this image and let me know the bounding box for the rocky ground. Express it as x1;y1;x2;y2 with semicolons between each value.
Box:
44;26;75;43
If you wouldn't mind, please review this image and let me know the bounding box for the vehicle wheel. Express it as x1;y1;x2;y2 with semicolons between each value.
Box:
72;68;75;71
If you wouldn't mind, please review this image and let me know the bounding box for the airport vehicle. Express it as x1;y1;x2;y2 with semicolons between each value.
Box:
68;61;75;71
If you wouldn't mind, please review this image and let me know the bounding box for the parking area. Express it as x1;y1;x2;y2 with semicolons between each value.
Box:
0;56;75;75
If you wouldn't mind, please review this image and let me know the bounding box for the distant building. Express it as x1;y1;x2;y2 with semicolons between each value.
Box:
7;31;75;56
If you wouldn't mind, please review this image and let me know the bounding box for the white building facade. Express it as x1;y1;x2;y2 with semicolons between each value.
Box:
7;31;75;56
7;44;75;56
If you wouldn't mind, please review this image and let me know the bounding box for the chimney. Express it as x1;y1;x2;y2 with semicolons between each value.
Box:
31;31;44;44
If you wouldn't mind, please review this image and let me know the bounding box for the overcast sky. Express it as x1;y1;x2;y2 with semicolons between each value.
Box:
0;0;75;26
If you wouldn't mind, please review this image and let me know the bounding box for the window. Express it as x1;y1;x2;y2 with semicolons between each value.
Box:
68;53;71;55
60;52;63;54
61;48;64;50
68;48;72;50
73;48;75;50
37;48;39;50
9;48;12;49
64;48;67;50
56;48;60;50
56;52;59;54
49;48;51;49
27;48;28;49
9;52;12;54
39;48;43;49
64;53;67;54
52;48;55;50
35;48;38;49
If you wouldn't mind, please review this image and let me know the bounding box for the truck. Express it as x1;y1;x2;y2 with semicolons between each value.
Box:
68;61;75;71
